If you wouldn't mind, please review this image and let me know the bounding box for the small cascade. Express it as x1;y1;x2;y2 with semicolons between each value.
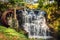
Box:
22;10;52;39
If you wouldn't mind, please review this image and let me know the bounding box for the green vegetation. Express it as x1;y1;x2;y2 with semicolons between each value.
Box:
0;26;27;40
0;0;24;11
38;0;60;31
8;0;24;6
0;2;8;11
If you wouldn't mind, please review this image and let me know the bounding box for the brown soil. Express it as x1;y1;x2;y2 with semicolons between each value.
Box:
0;33;7;40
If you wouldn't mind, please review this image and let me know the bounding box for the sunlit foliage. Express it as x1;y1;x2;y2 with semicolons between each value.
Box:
38;0;60;32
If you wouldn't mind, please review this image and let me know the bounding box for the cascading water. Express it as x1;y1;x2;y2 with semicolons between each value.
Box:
22;10;52;39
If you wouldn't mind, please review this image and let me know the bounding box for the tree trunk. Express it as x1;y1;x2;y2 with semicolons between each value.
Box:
13;7;19;31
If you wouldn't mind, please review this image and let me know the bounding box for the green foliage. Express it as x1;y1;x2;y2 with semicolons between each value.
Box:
8;0;16;5
18;2;24;6
8;0;23;5
39;0;59;32
4;28;19;36
43;1;57;9
0;26;27;40
0;26;7;32
0;26;18;36
38;0;58;9
0;3;8;11
38;0;44;8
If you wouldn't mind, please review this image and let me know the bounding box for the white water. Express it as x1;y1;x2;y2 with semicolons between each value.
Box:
22;10;52;39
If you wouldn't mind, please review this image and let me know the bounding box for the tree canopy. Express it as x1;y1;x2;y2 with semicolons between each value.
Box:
8;0;24;5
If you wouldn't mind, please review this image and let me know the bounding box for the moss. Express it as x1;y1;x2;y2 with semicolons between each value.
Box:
0;26;28;40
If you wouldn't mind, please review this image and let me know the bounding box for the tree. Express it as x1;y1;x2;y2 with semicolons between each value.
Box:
0;2;8;11
38;0;43;8
8;0;23;31
55;0;60;9
9;0;24;19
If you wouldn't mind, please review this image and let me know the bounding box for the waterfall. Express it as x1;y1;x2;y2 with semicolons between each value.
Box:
22;10;52;39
